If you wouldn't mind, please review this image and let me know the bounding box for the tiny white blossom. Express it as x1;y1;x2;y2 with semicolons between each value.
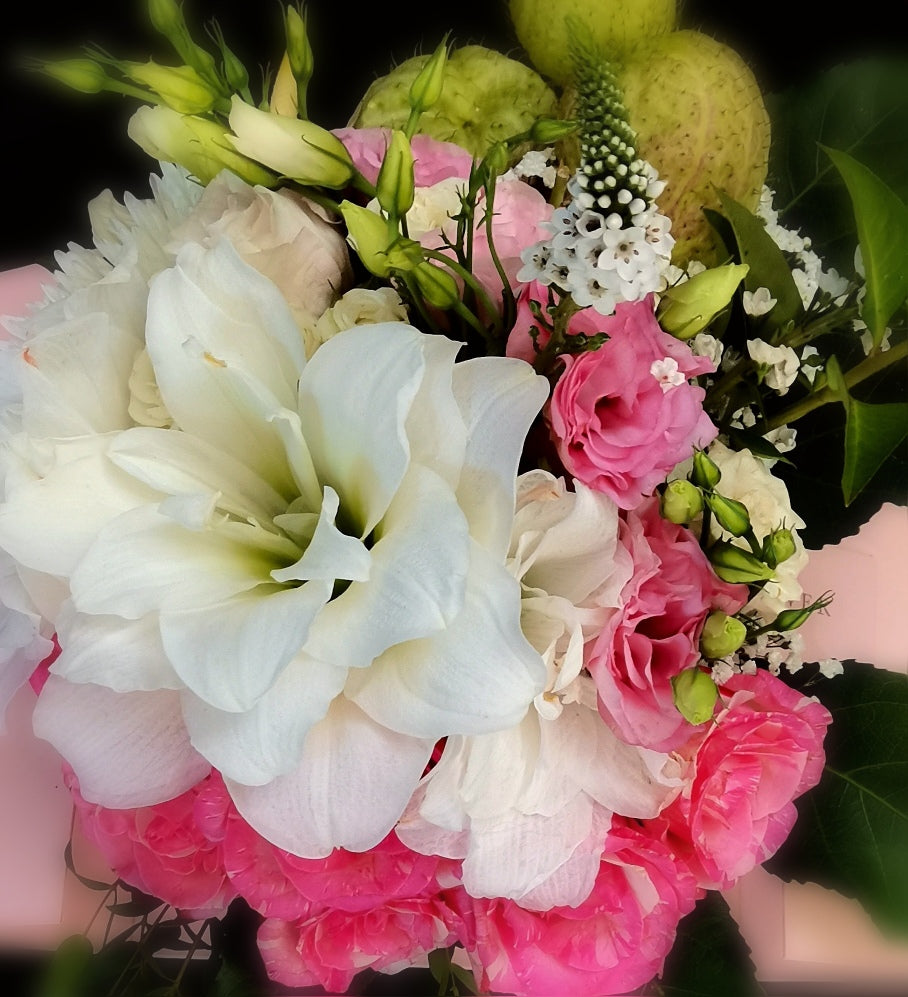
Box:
764;425;797;456
799;345;822;384
743;286;777;316
710;659;737;685
650;357;685;391
818;658;844;679
857;324;892;355
506;147;557;188
690;333;724;367
731;406;757;429
747;339;800;394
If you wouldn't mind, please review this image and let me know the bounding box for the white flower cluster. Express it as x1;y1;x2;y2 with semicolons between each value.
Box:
503;147;559;189
517;171;675;316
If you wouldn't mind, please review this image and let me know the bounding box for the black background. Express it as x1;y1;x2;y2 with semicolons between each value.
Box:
0;0;904;270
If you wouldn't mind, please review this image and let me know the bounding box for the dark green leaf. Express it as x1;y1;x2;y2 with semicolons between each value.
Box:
35;934;95;997
767;57;908;271
823;147;908;345
654;891;763;997
766;661;908;937
715;190;804;329
213;958;259;997
108;896;166;917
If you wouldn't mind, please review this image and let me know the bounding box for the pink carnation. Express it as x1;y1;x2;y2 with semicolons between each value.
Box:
588;498;748;752
65;768;236;919
258;896;459;993
546;297;717;509
663;669;831;889
333;127;473;187
457;818;701;997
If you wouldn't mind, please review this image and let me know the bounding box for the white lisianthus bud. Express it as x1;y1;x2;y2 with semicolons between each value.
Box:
227;96;354;188
306;287;408;357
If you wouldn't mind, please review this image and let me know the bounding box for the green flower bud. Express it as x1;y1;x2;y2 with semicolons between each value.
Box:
691;450;721;490
284;5;314;82
671;666;718;725
376;130;415;217
383;238;425;272
338;201;393;277
708;540;774;585
481;141;510;181
657;263;749;339
148;0;184;38
700;611;747;659
125;61;219;114
763;528;796;569
40;58;108;94
408;39;448;114
411;262;460;309
529;117;578;145
705;492;751;537
660;479;703;524
768;592;833;633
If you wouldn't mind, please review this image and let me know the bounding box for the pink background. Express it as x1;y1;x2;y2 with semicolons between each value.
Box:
1;264;907;986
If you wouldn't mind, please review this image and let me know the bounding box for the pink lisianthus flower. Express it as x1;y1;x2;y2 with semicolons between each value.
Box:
333;127;473;187
662;669;831;889
545;297;717;509
257;894;461;993
455;817;701;997
588;498;748;752
65;767;236;919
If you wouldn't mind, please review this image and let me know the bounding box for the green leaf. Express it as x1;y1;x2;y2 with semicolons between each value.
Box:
654;891;763;997
766;661;908;937
715;190;803;330
766;57;908;271
823;146;908;346
825;354;908;505
35;935;95;997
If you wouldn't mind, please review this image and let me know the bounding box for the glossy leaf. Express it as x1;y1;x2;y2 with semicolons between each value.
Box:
766;661;908;937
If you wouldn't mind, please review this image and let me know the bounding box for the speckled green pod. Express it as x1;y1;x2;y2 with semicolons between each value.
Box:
509;0;677;84
617;30;771;268
349;45;557;158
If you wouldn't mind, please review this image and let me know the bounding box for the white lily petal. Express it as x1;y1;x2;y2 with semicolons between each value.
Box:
110;426;287;523
70;505;274;619
146;241;303;493
452;356;548;559
32;675;209;808
271;486;370;584
181;650;347;784
297;322;425;536
160;580;332;712
226;696;434;857
301;464;470;670
267;407;323;513
347;541;545;737
0;436;157;576
52;605;181;691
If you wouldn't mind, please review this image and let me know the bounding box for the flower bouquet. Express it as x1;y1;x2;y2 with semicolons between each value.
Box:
1;1;905;994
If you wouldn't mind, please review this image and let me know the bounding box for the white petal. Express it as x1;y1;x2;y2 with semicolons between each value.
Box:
110;426;287;524
180;651;347;784
145;241;303;494
160;580;332;711
52;605;181;691
0;435;157;576
297;322;425;536
347;541;545;737
32;675;209;807
70;505;274;619
225;696;434;857
452;357;548;559
301;464;470;670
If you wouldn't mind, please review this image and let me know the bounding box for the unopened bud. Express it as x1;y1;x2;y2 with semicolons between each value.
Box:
691;450;721;490
412;262;460;309
339;201;393;276
671;667;719;725
529;117;577;145
284;6;313;81
376;130;415;217
700;611;747;659
708;540;774;585
763;528;796;568
661;479;703;524
705;492;751;537
384;237;425;272
409;40;447;113
769;591;833;633
481;141;510;180
148;0;184;37
126;61;219;114
41;58;107;94
657;263;749;340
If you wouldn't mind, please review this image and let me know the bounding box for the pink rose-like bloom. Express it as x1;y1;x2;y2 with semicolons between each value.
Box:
457;818;701;997
333;127;473;187
65;768;236;919
588;498;748;752
546;297;717;509
663;669;831;889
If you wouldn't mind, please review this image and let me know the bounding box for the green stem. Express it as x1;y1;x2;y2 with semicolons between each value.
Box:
766;337;908;429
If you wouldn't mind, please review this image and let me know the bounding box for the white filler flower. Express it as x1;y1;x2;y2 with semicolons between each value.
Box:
0;176;548;858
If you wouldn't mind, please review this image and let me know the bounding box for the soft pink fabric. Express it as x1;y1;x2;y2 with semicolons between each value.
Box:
588;498;748;752
65;768;236;919
664;669;831;889
333;127;474;187
457;818;701;997
545;297;717;509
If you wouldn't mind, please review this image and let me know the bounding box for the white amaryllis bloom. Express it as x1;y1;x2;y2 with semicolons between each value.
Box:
397;471;682;909
0;177;548;857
